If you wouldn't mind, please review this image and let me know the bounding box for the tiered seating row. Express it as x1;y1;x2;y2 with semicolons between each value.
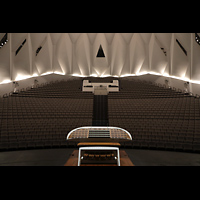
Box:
16;79;93;99
1;98;93;119
0;79;93;150
108;98;200;120
0;118;92;149
109;79;188;99
108;78;200;152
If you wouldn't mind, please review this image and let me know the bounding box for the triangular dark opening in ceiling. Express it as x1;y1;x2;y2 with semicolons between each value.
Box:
96;45;105;57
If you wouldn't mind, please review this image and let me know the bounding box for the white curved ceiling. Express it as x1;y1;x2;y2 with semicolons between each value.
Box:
0;33;200;84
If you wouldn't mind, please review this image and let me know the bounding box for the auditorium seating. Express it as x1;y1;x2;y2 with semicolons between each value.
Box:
108;78;200;152
0;76;200;153
17;79;92;99
0;78;93;150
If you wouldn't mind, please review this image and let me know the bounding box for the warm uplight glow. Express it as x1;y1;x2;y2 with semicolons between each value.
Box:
120;74;136;77
1;70;200;85
163;72;169;76
148;71;162;76
14;71;65;82
190;79;200;84
72;74;86;77
119;71;200;85
100;74;111;77
165;74;190;82
54;71;65;75
137;71;148;75
0;79;12;84
32;73;39;77
90;74;98;77
94;69;100;76
40;71;53;76
161;68;166;75
15;74;32;81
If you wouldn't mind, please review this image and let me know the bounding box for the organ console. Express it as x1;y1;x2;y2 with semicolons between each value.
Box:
65;126;133;166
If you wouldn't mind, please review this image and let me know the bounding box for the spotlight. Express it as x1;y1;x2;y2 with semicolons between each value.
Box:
0;33;8;49
195;33;200;46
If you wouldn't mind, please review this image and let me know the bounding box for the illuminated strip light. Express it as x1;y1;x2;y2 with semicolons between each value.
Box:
66;126;132;140
72;73;87;77
100;74;112;78
1;71;199;85
15;74;32;81
0;72;64;84
78;146;120;166
120;71;200;85
0;74;39;84
40;71;66;76
120;74;136;77
0;79;12;84
12;72;63;81
190;79;200;84
54;71;65;75
90;74;98;77
32;73;39;77
40;71;53;76
120;71;148;77
15;72;63;80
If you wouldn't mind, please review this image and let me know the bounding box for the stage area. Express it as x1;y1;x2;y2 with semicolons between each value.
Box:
0;148;200;166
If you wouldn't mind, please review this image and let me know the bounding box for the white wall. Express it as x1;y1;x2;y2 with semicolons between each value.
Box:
13;34;31;80
0;34;10;83
1;33;200;96
149;33;168;74
111;33;126;76
0;74;72;96
75;33;90;76
130;33;146;74
56;33;72;74
137;74;200;96
92;33;110;76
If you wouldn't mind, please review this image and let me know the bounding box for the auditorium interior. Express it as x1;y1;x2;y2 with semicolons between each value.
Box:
0;33;200;166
